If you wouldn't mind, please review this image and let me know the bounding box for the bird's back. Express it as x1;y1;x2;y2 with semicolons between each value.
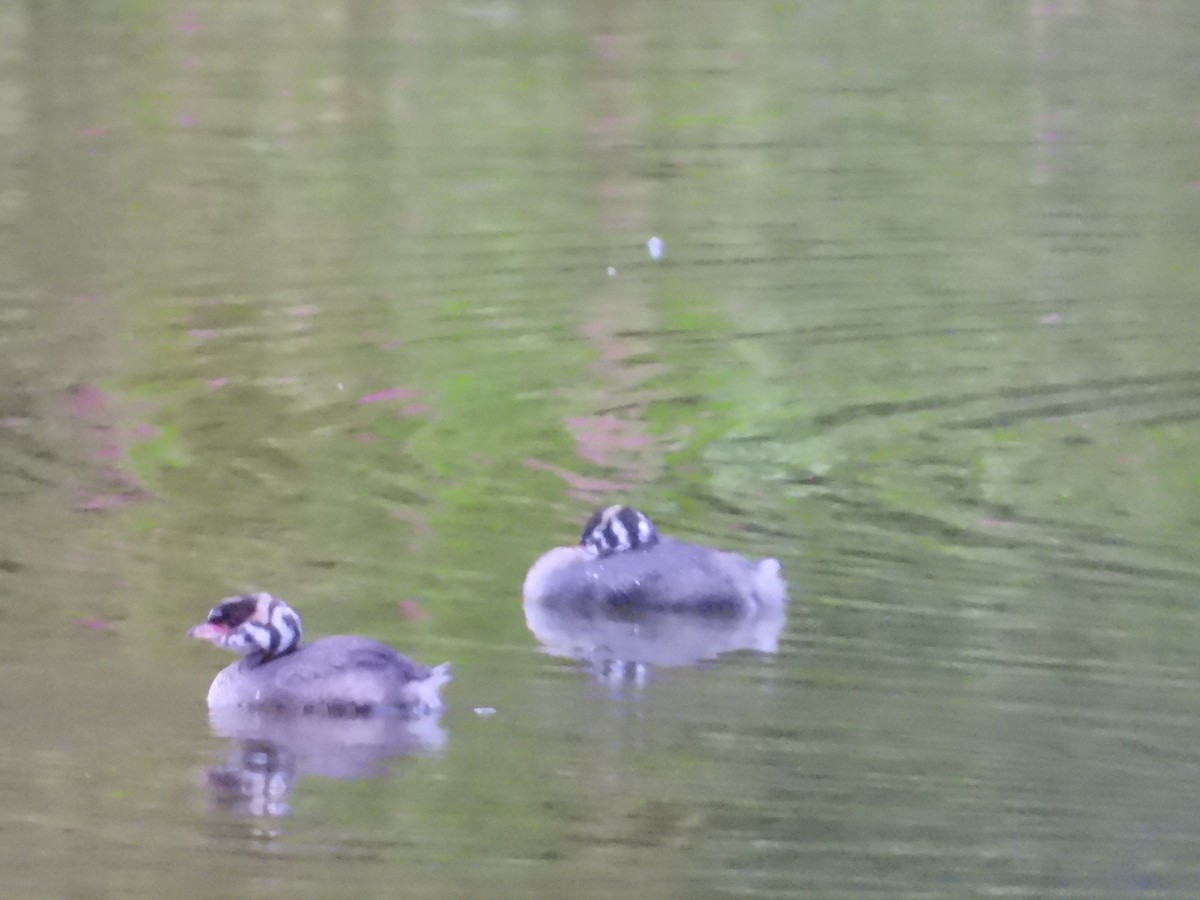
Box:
208;635;450;715
538;537;785;615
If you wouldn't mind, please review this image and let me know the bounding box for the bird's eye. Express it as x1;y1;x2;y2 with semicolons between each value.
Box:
208;596;258;628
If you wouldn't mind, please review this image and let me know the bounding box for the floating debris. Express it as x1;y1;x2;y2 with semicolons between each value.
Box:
646;236;664;260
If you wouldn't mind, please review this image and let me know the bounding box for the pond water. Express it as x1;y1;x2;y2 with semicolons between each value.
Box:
2;1;1200;897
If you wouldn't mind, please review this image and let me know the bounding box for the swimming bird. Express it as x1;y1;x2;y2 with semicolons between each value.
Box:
188;592;450;717
522;505;787;615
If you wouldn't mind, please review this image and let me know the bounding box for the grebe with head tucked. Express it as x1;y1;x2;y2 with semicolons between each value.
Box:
523;506;787;615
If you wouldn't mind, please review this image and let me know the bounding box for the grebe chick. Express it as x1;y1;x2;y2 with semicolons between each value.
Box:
523;506;786;615
188;593;450;717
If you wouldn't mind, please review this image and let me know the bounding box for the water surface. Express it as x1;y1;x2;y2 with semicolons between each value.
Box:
2;2;1200;897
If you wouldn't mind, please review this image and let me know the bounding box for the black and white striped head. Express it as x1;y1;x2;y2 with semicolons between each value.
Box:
580;505;659;558
188;592;303;660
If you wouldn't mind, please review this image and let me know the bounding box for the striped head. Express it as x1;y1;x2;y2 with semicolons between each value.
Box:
188;592;302;660
580;505;659;558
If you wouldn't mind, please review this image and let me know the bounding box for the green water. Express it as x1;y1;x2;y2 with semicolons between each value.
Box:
2;1;1199;897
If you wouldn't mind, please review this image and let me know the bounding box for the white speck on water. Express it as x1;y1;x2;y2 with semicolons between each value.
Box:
474;707;497;717
646;236;664;260
337;383;344;391
607;266;617;276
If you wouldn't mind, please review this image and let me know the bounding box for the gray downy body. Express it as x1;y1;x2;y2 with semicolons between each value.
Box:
207;635;450;716
523;509;787;616
190;593;450;717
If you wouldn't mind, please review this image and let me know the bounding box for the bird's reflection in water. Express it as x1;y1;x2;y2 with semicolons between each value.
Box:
524;591;786;689
202;706;446;818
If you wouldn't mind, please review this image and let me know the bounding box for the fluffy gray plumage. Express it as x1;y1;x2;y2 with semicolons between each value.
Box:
525;507;786;615
190;593;450;717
